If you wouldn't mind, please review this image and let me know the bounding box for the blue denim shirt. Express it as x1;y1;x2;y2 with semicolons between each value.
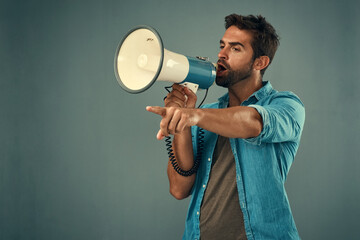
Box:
183;81;305;240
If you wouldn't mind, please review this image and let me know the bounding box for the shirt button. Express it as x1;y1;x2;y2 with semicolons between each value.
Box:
202;184;206;188
197;211;199;215
208;158;211;161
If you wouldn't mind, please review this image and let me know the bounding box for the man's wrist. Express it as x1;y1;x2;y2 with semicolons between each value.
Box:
192;108;204;127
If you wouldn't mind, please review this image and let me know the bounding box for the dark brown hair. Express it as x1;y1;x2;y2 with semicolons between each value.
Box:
225;14;280;75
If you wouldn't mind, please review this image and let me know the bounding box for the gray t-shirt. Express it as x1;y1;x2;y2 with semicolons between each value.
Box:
200;135;247;240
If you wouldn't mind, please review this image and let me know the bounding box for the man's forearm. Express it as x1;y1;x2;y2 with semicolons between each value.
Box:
195;106;262;139
147;105;262;140
167;128;196;200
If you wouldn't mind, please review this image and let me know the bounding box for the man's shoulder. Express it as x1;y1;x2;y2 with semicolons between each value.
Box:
265;89;304;107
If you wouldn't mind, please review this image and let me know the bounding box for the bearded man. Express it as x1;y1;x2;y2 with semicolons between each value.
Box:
147;14;305;240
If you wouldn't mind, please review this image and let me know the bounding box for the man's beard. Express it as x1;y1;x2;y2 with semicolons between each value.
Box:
216;60;254;88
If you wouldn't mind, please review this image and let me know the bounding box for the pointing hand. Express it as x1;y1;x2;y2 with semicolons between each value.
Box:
146;106;200;140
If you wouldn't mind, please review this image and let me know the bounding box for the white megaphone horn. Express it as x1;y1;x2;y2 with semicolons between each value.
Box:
114;25;217;94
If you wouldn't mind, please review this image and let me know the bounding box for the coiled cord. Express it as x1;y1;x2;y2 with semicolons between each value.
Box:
166;128;204;176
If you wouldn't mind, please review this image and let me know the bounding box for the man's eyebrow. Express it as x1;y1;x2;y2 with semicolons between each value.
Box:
219;40;245;48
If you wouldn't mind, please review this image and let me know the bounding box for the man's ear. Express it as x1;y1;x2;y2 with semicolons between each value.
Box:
254;56;270;71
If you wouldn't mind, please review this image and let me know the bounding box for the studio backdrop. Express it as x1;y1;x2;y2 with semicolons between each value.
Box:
1;0;359;239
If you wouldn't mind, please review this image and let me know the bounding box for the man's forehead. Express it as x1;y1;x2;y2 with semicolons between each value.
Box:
221;26;253;45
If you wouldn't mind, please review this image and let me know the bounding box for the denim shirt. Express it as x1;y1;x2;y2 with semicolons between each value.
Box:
183;81;305;240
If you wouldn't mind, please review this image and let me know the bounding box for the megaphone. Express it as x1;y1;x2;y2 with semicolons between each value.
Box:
114;25;217;94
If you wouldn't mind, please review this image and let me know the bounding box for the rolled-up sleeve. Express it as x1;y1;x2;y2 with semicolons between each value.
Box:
245;92;305;145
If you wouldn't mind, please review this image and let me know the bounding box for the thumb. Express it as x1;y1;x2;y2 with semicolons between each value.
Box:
156;129;165;140
184;87;197;108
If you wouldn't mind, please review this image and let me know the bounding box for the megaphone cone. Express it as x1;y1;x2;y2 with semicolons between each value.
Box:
114;25;216;94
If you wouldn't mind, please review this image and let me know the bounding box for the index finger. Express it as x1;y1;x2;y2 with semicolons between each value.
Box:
146;106;166;116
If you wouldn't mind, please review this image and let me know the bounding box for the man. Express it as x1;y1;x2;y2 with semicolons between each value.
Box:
147;14;305;240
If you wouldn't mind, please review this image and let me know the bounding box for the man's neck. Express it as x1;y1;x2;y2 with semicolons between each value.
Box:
227;75;263;107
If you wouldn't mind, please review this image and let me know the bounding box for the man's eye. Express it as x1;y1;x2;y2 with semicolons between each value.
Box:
231;47;240;52
219;46;224;49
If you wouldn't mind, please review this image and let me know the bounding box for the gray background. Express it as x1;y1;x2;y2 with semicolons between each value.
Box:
1;0;359;239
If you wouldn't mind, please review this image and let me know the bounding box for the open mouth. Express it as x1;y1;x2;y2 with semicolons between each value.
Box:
217;62;228;75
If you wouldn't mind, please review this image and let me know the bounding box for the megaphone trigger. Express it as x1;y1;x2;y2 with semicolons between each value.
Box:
181;82;199;94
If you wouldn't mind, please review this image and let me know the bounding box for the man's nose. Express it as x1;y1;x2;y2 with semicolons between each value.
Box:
218;48;228;60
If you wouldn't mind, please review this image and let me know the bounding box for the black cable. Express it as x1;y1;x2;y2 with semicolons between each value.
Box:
165;86;172;93
197;88;208;108
165;128;204;176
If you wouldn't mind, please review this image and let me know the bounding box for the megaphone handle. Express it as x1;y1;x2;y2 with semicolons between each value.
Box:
180;82;198;94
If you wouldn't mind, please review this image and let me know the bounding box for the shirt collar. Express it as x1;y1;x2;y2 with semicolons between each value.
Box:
218;81;273;106
252;81;273;101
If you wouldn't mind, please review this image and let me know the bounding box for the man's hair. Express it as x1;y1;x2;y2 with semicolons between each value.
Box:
225;14;280;75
